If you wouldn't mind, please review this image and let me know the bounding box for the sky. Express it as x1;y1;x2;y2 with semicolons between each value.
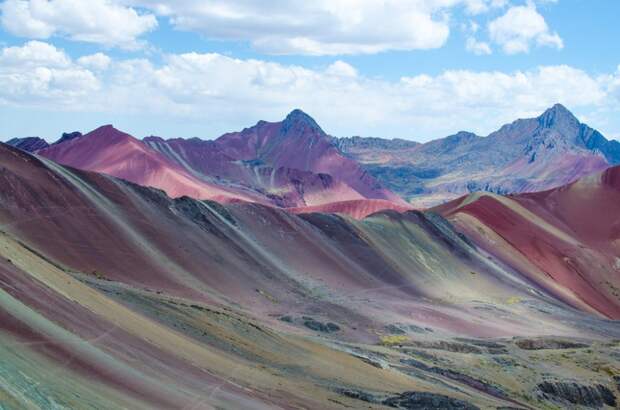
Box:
0;0;619;142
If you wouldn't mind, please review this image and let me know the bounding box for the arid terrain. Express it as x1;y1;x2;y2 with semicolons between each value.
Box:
1;136;619;408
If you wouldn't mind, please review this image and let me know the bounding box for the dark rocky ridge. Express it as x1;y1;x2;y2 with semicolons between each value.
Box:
537;381;616;408
6;136;49;152
383;391;480;409
53;131;82;146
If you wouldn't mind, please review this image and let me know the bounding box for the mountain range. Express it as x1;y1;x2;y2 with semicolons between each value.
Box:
3;105;620;408
8;104;619;212
337;104;620;207
8;110;403;210
1;135;620;408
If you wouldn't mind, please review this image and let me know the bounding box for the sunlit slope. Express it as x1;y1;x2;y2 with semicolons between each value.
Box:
437;166;620;319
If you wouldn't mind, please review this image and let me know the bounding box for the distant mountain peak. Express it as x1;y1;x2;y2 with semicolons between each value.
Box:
97;124;117;131
87;124;131;139
53;131;82;146
450;131;479;140
281;109;323;135
6;136;49;152
538;103;579;129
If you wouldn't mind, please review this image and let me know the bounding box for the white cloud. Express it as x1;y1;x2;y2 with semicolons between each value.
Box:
0;1;553;56
1;41;618;140
0;0;157;48
466;37;492;55
488;4;563;54
123;0;488;55
77;53;111;71
0;41;99;105
0;40;69;67
325;61;358;78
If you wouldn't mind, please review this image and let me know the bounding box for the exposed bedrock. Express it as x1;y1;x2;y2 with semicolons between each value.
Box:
537;381;616;408
383;391;480;409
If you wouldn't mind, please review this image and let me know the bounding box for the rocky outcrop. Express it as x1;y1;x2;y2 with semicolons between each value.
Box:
303;318;340;333
383;391;480;409
537;381;616;408
336;388;379;403
515;338;589;350
53;131;82;145
400;359;508;400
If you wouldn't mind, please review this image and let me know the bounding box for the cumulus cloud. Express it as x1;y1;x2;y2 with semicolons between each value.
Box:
0;1;559;56
0;0;157;48
488;3;563;54
1;41;617;140
0;39;69;66
123;0;499;55
325;61;358;78
466;37;492;55
77;53;111;71
0;41;99;105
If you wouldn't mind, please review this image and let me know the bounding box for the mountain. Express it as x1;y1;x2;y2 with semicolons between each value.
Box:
145;109;405;207
6;136;49;151
7;132;82;152
436;164;620;319
27;110;402;209
1;141;619;408
38;124;265;203
339;104;619;207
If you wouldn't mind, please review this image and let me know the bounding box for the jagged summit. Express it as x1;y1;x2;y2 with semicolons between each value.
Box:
281;109;323;134
53;131;82;146
537;103;579;130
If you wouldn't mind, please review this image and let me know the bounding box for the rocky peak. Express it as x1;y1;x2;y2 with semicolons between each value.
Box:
537;103;579;132
280;109;323;135
53;131;82;146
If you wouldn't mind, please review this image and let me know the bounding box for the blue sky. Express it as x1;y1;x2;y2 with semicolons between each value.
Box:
0;0;619;142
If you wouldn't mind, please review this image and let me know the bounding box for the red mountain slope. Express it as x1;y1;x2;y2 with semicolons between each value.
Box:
437;165;620;318
37;125;266;203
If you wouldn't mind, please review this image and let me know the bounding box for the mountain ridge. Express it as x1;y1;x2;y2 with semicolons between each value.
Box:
7;104;618;209
338;103;619;207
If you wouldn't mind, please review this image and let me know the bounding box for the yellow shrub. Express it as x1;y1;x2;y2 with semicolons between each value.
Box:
380;335;409;346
